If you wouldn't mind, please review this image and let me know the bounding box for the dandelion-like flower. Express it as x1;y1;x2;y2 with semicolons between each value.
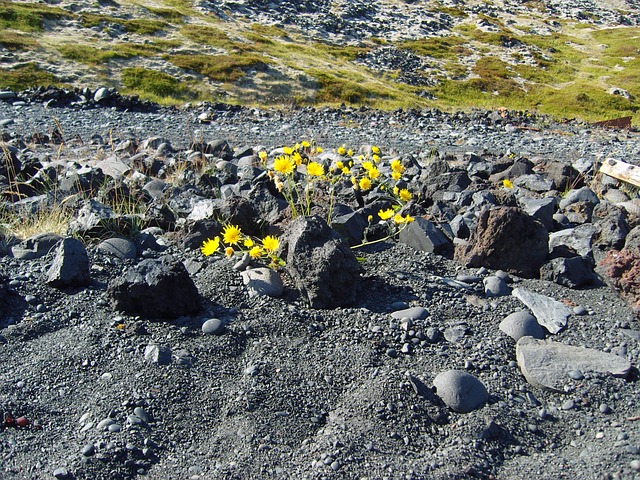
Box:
378;208;394;220
307;161;324;177
258;151;268;163
222;224;242;245
201;237;220;256
503;179;514;189
262;235;279;252
337;145;347;156
390;159;405;174
224;247;234;257
367;166;380;180
371;145;381;155
398;188;412;202
359;177;372;191
244;238;254;248
300;140;311;148
393;214;406;224
341;166;350;175
283;146;294;155
273;155;295;175
362;161;374;172
249;246;262;258
292;151;303;166
392;171;402;180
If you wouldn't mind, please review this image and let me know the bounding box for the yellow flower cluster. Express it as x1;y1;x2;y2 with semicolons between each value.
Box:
201;225;283;268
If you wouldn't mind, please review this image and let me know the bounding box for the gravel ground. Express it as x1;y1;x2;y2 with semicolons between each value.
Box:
0;99;639;480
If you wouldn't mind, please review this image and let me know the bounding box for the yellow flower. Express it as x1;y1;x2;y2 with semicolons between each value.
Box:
393;186;399;195
503;179;514;189
292;151;303;166
300;140;310;148
372;154;380;163
337;145;347;156
341;167;350;175
404;214;415;223
362;161;374;172
347;149;353;156
273;155;295;175
244;238;254;248
378;208;394;220
390;159;405;174
225;247;234;257
307;161;324;177
367;214;373;222
392;171;402;180
393;214;406;224
359;177;372;191
283;146;294;155
262;235;279;252
371;145;380;155
201;237;220;256
367;167;380;180
258;151;268;162
316;146;323;153
222;225;242;245
249;246;262;258
398;188;412;202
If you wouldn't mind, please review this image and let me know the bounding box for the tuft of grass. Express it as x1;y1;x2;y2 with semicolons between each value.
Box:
57;44;121;65
169;53;270;82
0;201;73;242
121;68;200;104
0;63;63;90
401;36;470;60
0;0;71;33
180;24;239;50
79;13;167;35
0;30;38;51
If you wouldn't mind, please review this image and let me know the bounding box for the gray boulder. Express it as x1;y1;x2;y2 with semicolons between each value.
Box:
46;238;91;288
280;215;363;308
107;255;200;319
97;237;137;260
12;233;62;260
499;310;544;341
399;217;452;254
433;370;489;413
540;256;595;288
240;268;284;298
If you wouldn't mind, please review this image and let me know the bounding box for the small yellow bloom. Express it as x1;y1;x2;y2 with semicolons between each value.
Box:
336;160;344;170
503;179;514;189
371;145;381;155
404;214;415;223
367;214;373;222
398;188;412;202
378;208;394;220
225;247;234;257
273;155;295;175
249;246;262;258
393;214;406;224
274;175;284;191
222;225;242;245
259;151;268;162
393;186;399;195
347;149;354;157
301;140;310;148
337;145;347;156
307;161;324;177
367;167;380;180
391;171;402;181
244;238;254;248
372;154;380;163
359;177;372;191
201;237;220;256
390;159;405;174
341;167;350;175
292;151;303;166
262;235;279;252
362;161;374;172
283;146;294;155
316;146;323;153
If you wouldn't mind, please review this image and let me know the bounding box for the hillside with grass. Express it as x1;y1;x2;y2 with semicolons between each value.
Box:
0;0;639;123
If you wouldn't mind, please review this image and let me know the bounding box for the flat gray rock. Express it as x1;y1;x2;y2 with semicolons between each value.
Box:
97;237;137;260
512;288;572;334
240;267;284;298
433;370;489;413
390;306;429;320
516;336;632;392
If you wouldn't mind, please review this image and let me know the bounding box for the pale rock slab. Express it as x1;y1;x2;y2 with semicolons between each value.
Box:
516;336;631;392
512;287;572;334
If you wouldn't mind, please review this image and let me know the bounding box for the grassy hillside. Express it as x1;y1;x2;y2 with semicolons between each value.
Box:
0;0;638;124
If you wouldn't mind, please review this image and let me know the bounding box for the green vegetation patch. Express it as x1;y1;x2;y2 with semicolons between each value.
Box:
0;31;37;51
0;63;63;90
57;44;122;65
307;68;396;105
80;13;167;35
121;68;198;103
180;24;238;50
144;7;186;23
0;0;70;32
401;36;470;60
169;53;270;82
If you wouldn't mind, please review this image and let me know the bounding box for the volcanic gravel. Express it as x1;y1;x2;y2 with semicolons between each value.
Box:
0;98;639;480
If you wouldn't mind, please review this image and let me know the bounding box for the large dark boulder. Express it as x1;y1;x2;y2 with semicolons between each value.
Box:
454;206;548;278
280;216;363;308
107;255;201;319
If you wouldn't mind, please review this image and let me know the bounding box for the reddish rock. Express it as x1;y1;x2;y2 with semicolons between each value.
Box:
454;206;548;278
597;249;640;313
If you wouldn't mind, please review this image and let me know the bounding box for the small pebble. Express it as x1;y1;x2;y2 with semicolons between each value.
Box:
599;403;611;414
81;443;95;457
202;318;224;335
562;399;575;410
573;305;586;315
567;369;584;380
630;460;640;471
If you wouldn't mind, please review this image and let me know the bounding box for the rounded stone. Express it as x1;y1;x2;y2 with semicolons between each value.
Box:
499;311;544;341
433;370;489;413
202;318;224;335
97;238;137;260
483;276;510;297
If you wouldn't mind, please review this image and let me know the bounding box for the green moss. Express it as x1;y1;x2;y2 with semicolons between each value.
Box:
0;63;63;90
401;36;470;60
80;13;167;35
57;44;121;65
121;68;198;103
169;53;270;82
180;24;238;50
144;7;185;23
0;31;37;51
0;0;70;32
